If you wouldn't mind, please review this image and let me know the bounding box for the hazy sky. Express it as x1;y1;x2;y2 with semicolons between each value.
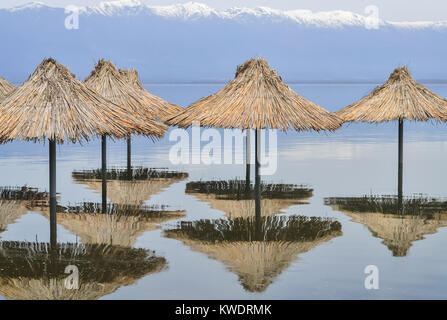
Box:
1;0;447;21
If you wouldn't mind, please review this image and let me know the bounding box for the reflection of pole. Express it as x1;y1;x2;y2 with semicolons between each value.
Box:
127;135;132;180
102;135;107;214
49;140;57;248
398;119;403;213
245;129;251;191
255;129;261;219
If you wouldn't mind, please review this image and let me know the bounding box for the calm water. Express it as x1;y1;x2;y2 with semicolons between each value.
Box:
0;83;447;300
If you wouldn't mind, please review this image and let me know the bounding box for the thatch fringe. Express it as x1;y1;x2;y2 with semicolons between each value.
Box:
119;69;183;122
0;186;48;201
72;167;188;181
336;67;447;123
186;180;312;200
166;215;341;243
324;195;447;215
166;58;342;131
0;58;166;144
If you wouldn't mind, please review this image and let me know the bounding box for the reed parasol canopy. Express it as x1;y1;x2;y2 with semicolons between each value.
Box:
185;180;313;219
166;58;341;131
119;69;183;122
335;66;447;198
34;203;185;248
72;168;188;207
325;196;447;256
0;58;165;144
0;77;14;101
165;216;342;292
336;67;447;123
0;241;166;300
84;59;171;129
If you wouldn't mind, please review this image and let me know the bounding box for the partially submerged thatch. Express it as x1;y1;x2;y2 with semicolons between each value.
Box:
0;201;28;235
72;167;188;181
0;241;167;300
336;67;447;123
185;180;313;218
84;60;172;130
0;76;14;101
165;216;341;292
119;69;183;122
0;58;166;143
72;168;188;206
34;203;185;247
166;58;341;131
325;196;447;256
0;186;50;235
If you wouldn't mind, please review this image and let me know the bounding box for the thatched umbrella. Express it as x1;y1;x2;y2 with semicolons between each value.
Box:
0;76;14;100
0;58;166;246
0;241;167;300
85;60;174;177
325;195;447;256
185;180;313;218
336;67;447;202
166;58;341;212
165;215;342;292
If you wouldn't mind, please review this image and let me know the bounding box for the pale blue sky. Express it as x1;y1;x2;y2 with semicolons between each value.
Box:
1;0;447;21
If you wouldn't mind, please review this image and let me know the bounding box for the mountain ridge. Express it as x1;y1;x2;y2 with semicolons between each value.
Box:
4;0;447;29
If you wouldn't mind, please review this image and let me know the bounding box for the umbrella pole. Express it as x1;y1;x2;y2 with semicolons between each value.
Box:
255;129;261;218
127;135;132;180
398;119;404;212
102;135;107;214
246;129;251;191
49;139;57;248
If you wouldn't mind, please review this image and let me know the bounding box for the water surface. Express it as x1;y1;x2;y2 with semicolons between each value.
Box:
0;83;446;300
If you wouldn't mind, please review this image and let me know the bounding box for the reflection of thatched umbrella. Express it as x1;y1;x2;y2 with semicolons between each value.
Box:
325;196;447;256
166;58;341;211
165;216;342;292
186;180;313;218
0;201;27;235
0;76;14;100
34;203;185;247
85;60;170;176
336;67;447;199
0;186;50;235
0;241;167;300
72;168;188;207
119;69;182;122
0;59;162;246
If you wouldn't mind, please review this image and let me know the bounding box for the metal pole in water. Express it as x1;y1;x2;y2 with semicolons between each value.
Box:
398;119;404;212
127;135;132;180
102;135;107;214
49;139;57;248
255;129;261;219
246;129;251;191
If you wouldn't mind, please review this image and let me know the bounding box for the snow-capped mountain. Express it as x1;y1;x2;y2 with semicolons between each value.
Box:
8;0;447;28
1;1;447;83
